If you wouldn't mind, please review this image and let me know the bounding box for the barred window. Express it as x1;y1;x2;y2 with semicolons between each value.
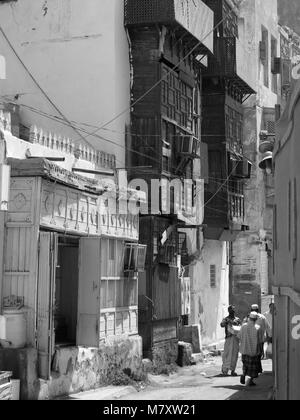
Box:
210;265;217;288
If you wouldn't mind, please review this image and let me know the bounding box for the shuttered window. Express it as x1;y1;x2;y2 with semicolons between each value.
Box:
294;178;298;262
289;181;292;251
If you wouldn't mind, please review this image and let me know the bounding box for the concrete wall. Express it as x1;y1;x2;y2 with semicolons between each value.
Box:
0;0;130;168
186;233;229;347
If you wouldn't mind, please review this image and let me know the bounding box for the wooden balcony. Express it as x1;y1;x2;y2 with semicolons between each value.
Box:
229;191;245;222
205;37;255;95
124;0;214;53
204;186;246;241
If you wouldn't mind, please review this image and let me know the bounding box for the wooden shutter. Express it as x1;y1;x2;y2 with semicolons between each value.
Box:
77;238;100;347
282;59;292;87
136;245;147;272
36;232;57;380
260;40;267;62
271;57;281;75
200;142;209;184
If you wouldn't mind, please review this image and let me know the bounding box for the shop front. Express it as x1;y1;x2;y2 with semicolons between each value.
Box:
0;157;146;399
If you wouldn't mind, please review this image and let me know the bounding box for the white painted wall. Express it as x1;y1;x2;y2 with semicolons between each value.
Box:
232;0;279;306
184;231;229;346
240;0;279;109
0;0;130;168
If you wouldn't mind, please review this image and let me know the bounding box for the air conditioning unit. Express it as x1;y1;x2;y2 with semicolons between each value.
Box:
178;135;200;157
231;158;251;179
259;130;269;141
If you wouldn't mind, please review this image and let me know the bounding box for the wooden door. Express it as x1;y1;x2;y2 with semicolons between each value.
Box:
36;232;57;380
77;238;100;347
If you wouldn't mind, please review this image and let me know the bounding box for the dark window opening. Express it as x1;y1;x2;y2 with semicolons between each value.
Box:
54;237;79;346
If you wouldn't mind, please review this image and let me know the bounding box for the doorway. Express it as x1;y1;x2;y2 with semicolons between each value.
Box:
54;236;79;346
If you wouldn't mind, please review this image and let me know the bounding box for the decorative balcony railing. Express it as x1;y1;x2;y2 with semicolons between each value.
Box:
229;191;245;221
0;110;116;170
125;0;214;53
207;37;237;77
205;37;255;95
29;125;116;170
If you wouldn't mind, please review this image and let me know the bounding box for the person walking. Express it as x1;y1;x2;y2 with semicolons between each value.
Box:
238;312;264;386
263;302;274;342
220;305;241;376
263;303;274;359
251;303;271;362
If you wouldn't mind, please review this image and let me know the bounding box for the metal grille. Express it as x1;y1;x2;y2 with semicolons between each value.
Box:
207;37;236;76
125;0;174;25
210;265;216;288
267;121;275;135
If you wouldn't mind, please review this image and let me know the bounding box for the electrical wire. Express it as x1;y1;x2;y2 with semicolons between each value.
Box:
0;25;96;151
0;0;247;170
0;1;249;209
70;0;246;144
11;101;253;177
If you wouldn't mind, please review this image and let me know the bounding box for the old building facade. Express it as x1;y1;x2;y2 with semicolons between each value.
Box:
0;0;146;399
124;0;213;361
228;0;280;319
273;79;300;400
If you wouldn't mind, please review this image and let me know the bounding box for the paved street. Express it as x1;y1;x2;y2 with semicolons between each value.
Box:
66;357;273;401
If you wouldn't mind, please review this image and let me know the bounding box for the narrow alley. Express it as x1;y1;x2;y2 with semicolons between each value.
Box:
63;357;273;401
1;0;300;402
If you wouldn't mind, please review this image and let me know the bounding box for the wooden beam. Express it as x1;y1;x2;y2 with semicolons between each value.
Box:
72;167;114;176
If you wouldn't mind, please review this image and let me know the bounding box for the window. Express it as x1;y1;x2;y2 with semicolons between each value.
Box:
261;27;269;87
271;37;278;93
210;265;217;288
124;243;147;272
293;178;298;262
109;239;115;260
161;64;194;131
288;181;292;251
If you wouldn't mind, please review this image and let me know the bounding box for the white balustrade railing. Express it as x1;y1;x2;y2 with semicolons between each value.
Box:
0;110;116;170
29;124;116;169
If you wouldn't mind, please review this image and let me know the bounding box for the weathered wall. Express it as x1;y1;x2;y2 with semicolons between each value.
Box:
231;0;279;311
0;0;130;167
273;82;300;400
240;0;279;108
278;0;300;34
186;234;229;347
0;335;143;400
